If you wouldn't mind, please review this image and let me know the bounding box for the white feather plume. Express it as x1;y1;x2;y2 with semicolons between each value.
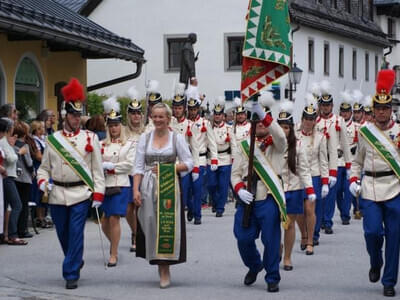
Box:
215;96;225;107
147;80;160;93
185;85;200;104
233;97;242;108
175;83;186;96
103;96;120;114
280;100;294;114
310;82;321;96
259;91;275;108
340;90;353;104
352;89;364;104
320;80;331;95
363;95;372;107
305;93;317;107
127;86;139;100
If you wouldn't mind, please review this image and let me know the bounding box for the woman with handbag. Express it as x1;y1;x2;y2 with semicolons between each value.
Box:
133;102;193;288
124;88;145;253
100;97;135;267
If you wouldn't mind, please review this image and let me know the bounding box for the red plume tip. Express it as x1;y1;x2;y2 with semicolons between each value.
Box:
62;78;85;102
376;70;396;94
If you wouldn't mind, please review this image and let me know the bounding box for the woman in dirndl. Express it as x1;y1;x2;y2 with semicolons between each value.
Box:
133;103;193;288
100;97;135;267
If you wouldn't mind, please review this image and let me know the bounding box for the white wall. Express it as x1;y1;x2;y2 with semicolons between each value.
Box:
87;0;383;122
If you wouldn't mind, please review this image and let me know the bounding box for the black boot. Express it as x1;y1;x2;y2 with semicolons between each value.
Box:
267;282;279;293
66;279;78;289
369;267;381;283
383;286;395;297
244;266;263;286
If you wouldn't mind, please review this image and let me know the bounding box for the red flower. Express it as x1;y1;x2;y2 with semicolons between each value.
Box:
85;135;93;153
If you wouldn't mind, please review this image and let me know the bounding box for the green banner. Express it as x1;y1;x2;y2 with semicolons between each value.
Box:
47;134;94;191
156;163;177;256
241;140;289;229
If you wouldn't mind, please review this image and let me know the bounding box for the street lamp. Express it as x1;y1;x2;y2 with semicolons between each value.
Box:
285;62;303;101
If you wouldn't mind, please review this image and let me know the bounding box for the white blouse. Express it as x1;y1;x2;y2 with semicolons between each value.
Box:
134;131;193;175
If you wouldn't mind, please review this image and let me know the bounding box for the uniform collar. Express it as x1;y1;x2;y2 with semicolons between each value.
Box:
214;121;225;128
320;112;333;120
346;120;352;127
194;115;201;122
177;116;186;123
62;128;80;137
301;130;313;136
236;121;248;126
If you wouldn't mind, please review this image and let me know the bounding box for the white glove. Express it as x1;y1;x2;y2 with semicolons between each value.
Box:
321;184;329;198
102;161;115;170
210;164;218;172
92;200;102;208
39;181;53;192
192;172;199;182
308;193;316;202
349;182;361;197
238;189;254;205
251;102;266;120
329;176;337;188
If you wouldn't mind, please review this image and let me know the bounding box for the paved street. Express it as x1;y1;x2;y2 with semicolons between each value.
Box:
0;202;389;300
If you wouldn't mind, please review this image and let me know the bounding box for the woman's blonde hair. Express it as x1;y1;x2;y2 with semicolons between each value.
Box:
30;120;44;136
104;123;128;146
152;103;172;120
126;110;145;136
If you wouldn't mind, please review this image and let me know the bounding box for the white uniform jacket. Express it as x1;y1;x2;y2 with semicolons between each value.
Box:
191;115;218;167
37;129;105;206
208;122;237;167
350;120;400;202
295;126;329;184
342;119;358;166
234;121;251;143
281;139;313;193
231;118;287;201
101;138;135;187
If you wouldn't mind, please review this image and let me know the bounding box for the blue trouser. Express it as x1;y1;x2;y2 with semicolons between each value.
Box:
50;200;90;281
3;177;22;239
181;173;192;209
200;166;208;205
234;196;281;284
189;166;206;220
312;176;323;241
360;195;400;287
207;165;231;214
335;167;351;222
323;167;345;228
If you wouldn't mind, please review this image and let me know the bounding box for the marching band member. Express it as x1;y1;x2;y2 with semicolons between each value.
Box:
232;100;287;293
233;98;251;143
278;102;315;270
349;70;400;297
145;80;162;132
37;78;105;289
295;96;329;249
133;103;193;288
316;81;350;234
125;87;145;252
208;97;237;217
187;87;218;223
334;91;358;225
100;97;135;267
170;83;199;222
352;90;365;125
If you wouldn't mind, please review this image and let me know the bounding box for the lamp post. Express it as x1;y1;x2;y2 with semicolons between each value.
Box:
286;62;303;101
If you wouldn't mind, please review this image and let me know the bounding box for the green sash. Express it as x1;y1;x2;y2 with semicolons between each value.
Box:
359;123;400;179
156;163;177;257
47;132;94;191
240;140;289;229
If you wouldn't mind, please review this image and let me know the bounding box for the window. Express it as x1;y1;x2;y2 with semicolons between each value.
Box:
345;0;351;13
332;0;338;9
359;0;364;17
352;49;357;80
339;46;344;77
164;36;187;72
224;90;241;100
375;55;379;81
365;52;370;82
15;56;43;121
308;39;314;72
388;18;396;40
226;35;244;71
324;42;330;75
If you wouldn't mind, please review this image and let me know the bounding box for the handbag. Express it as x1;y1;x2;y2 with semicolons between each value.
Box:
105;186;121;196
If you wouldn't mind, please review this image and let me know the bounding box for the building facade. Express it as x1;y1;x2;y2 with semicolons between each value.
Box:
87;0;391;121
